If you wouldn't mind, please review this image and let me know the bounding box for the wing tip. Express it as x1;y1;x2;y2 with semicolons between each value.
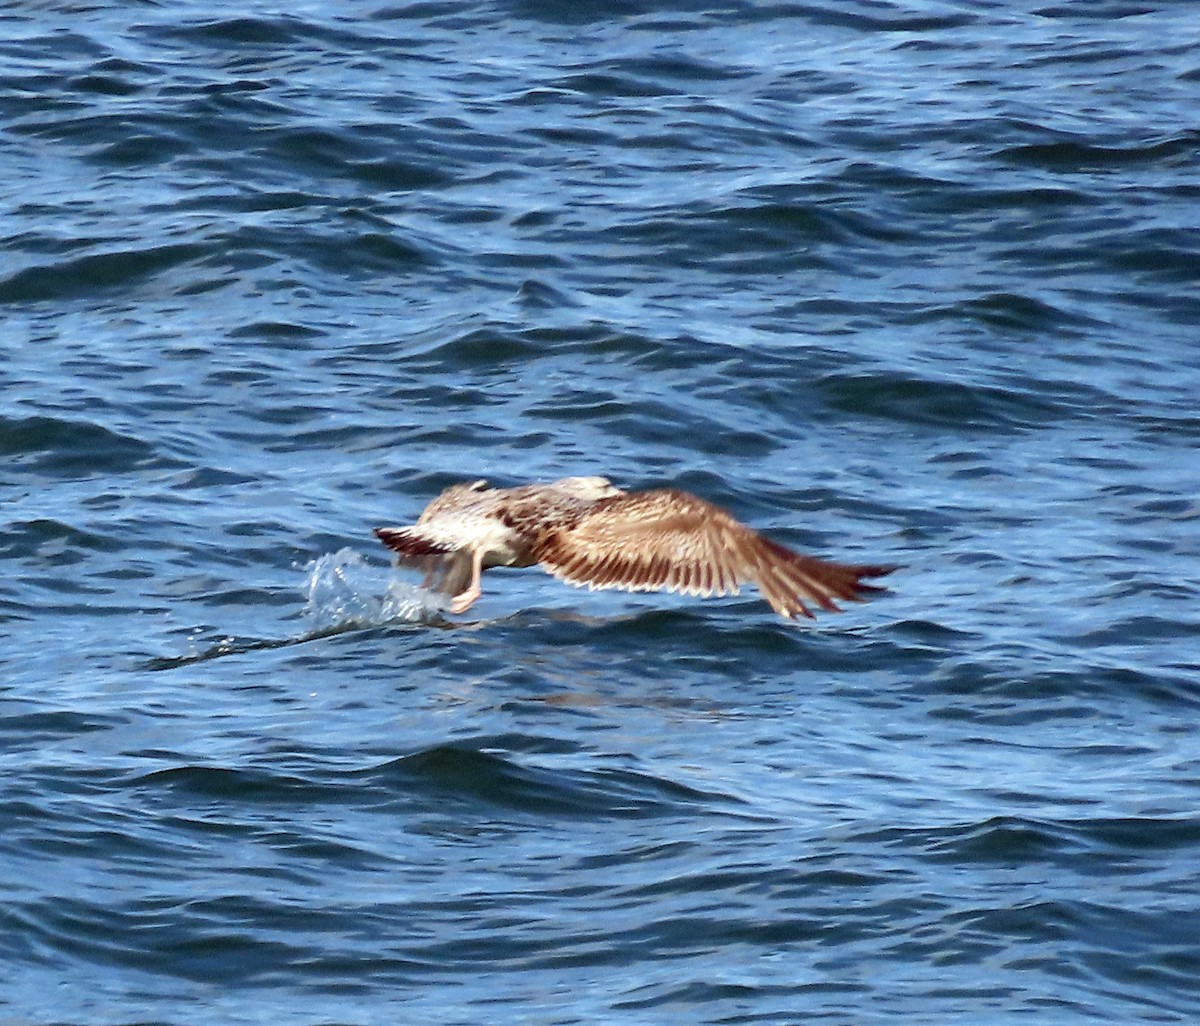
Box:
755;543;900;620
374;527;450;557
847;563;901;598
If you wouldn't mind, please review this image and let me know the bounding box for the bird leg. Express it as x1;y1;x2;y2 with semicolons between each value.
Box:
449;548;485;613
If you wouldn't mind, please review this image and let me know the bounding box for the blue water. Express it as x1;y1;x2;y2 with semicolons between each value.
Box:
3;2;1199;1023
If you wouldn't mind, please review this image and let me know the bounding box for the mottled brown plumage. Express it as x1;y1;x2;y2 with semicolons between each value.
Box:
374;476;896;619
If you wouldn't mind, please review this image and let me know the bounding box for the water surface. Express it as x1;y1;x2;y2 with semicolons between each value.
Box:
2;2;1199;1023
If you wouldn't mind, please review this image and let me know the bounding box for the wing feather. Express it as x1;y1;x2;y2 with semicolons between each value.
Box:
374;526;451;557
530;488;895;619
373;528;478;598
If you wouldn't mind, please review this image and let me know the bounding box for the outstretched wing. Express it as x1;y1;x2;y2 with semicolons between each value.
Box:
530;488;895;620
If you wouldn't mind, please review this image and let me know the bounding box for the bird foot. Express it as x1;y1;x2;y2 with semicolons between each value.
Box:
449;587;480;614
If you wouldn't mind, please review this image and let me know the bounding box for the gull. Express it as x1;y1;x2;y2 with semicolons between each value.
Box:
374;477;896;620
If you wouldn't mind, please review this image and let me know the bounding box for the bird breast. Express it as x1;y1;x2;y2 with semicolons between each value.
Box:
443;512;536;569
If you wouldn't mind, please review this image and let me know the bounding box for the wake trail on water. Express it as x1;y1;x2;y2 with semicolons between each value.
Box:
146;549;449;670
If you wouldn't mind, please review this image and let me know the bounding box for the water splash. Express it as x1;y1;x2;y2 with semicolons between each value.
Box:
146;550;449;670
303;548;450;631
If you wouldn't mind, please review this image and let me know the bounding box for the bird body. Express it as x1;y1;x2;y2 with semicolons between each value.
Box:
375;476;895;619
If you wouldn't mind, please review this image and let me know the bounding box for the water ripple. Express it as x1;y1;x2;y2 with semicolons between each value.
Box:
4;1;1200;1022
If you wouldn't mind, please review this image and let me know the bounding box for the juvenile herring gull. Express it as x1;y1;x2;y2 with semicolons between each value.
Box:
374;476;896;620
